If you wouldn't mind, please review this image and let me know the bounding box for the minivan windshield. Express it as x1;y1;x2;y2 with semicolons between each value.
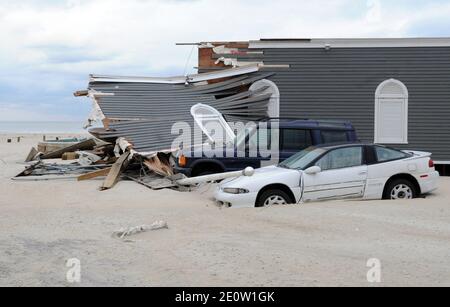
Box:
279;147;326;170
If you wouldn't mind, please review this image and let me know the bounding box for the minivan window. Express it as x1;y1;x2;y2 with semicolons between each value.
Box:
321;130;348;143
281;129;312;151
247;128;271;150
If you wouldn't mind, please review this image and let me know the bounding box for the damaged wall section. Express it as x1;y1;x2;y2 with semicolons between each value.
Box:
78;66;276;154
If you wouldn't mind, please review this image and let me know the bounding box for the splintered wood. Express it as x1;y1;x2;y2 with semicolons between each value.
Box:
144;155;173;177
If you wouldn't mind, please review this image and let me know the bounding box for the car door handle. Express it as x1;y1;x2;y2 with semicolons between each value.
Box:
358;171;367;175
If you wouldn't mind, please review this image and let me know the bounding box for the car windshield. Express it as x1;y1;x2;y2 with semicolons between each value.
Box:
279;147;326;170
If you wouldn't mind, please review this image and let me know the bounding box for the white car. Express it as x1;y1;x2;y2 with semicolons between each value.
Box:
215;144;439;208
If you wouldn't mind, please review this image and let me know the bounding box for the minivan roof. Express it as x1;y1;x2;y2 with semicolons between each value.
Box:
259;118;354;130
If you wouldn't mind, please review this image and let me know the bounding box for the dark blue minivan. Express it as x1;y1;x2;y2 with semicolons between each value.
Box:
175;118;358;177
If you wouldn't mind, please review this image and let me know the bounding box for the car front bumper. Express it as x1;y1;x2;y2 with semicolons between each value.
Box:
214;187;258;209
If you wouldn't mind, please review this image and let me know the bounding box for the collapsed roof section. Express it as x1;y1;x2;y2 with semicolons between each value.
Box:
197;41;290;73
89;64;260;84
78;65;276;154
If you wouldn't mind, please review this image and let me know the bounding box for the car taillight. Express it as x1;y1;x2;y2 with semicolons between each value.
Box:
178;154;187;167
429;159;435;168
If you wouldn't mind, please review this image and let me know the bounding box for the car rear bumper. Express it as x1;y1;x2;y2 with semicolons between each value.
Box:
419;171;440;194
214;188;258;209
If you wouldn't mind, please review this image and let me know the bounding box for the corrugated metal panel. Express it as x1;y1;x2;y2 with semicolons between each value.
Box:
90;72;274;153
234;47;450;160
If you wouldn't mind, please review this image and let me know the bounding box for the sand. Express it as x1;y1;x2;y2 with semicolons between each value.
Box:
0;133;449;287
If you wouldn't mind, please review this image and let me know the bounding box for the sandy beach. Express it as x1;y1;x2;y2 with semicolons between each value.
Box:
0;133;449;287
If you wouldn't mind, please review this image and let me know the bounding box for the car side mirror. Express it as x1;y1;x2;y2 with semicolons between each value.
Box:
304;166;321;175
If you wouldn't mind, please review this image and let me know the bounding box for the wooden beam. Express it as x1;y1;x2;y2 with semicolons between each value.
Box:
77;167;112;181
100;152;131;190
40;139;96;160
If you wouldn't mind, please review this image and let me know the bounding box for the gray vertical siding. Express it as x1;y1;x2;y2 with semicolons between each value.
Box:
246;47;450;161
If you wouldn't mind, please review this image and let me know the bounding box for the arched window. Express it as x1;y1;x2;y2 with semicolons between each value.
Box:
374;79;409;144
249;79;280;118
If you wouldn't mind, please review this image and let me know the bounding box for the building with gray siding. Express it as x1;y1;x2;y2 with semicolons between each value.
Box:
199;38;450;170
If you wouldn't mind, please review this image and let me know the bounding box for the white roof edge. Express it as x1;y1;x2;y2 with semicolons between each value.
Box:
90;64;259;84
249;38;450;49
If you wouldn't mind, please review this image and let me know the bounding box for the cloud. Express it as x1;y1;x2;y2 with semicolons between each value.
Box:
0;0;450;121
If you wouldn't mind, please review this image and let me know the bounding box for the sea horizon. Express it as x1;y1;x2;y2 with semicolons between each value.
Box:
0;121;88;134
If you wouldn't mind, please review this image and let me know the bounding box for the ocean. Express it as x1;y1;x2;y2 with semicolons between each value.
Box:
0;121;87;134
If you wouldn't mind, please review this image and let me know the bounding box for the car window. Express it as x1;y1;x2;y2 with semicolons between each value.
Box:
375;146;408;162
281;129;312;151
315;147;363;171
279;147;326;170
321;130;348;143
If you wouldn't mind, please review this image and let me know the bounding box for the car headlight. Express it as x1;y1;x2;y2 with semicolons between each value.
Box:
223;188;249;194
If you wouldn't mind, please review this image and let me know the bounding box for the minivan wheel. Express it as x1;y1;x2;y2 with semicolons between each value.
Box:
384;179;418;200
256;189;294;207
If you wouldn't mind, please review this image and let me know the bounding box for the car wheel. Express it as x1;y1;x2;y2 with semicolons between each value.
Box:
256;189;294;207
385;179;418;200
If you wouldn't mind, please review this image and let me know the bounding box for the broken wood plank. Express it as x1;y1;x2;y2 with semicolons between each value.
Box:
77;167;112;181
25;147;39;162
100;151;130;190
73;90;89;97
40;139;96;160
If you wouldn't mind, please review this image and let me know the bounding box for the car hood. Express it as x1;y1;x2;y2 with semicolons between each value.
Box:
220;165;301;191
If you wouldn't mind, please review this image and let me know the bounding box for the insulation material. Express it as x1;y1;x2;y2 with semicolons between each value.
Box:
84;100;105;129
215;57;263;68
213;45;241;55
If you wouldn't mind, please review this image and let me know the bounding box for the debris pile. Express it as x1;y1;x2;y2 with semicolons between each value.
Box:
16;136;181;191
14;66;268;190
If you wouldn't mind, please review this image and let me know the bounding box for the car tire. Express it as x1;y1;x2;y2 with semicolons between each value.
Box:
384;179;418;200
256;189;295;207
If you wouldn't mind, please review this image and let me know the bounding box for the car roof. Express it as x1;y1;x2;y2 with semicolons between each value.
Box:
314;142;371;150
259;118;354;130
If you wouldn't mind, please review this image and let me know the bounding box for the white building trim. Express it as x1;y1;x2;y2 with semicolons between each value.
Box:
374;79;409;145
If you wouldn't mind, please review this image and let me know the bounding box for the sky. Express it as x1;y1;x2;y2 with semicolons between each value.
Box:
1;0;450;122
